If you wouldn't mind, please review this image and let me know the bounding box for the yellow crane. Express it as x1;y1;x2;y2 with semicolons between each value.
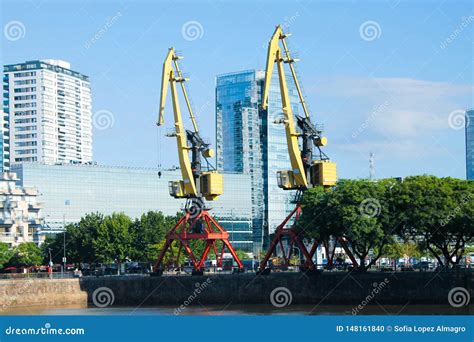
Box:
262;25;336;191
259;26;357;273
154;47;243;275
158;47;222;202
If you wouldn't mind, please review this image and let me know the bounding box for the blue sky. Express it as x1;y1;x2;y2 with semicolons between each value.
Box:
1;0;473;179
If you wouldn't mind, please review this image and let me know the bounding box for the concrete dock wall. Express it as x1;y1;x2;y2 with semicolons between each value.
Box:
0;271;472;310
80;271;473;306
0;278;87;310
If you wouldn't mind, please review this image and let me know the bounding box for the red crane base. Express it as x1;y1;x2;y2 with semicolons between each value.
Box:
258;203;358;273
259;204;316;272
154;210;243;274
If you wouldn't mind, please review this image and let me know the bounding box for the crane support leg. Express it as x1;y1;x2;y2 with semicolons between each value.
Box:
258;203;316;273
154;210;243;274
338;237;359;268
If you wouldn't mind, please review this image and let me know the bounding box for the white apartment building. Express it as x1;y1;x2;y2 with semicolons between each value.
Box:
0;172;43;247
0;108;9;172
3;59;92;165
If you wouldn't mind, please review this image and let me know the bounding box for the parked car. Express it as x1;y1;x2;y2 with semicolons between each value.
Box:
413;261;435;271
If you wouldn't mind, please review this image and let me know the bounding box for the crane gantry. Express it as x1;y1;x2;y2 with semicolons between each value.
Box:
154;47;243;275
258;26;357;273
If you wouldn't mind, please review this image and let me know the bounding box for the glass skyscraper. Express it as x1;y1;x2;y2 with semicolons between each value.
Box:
11;163;254;251
466;109;474;180
216;70;300;252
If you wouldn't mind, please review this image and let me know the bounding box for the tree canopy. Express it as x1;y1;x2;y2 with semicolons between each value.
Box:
298;176;474;270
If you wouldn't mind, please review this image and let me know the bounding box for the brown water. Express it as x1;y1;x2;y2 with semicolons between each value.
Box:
2;304;472;316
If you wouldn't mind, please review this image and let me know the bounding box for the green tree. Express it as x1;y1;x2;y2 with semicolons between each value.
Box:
390;176;474;266
41;213;104;265
382;241;421;260
148;240;186;266
299;179;395;271
94;212;132;263
0;242;13;269
41;235;61;264
129;211;177;261
9;242;42;267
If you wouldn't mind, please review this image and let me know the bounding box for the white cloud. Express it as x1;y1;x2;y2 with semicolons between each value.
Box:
311;76;472;138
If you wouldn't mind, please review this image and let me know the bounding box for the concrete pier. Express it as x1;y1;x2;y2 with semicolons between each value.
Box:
0;271;472;311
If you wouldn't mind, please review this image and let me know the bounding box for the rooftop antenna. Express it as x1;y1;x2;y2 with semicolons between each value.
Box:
369;152;375;180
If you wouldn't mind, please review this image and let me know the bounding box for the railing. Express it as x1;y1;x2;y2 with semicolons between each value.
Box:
0;272;76;280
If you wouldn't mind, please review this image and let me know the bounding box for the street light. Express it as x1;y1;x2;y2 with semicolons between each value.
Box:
62;200;70;277
293;246;301;271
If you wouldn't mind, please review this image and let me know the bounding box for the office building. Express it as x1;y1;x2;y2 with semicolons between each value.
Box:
0;172;43;247
3;60;92;165
11;163;254;251
467;109;474;180
216;70;300;252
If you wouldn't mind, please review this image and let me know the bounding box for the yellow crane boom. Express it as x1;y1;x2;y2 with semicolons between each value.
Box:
158;47;222;200
262;25;336;190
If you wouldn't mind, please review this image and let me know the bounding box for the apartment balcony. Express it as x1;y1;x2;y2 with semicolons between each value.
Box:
0;232;16;244
29;218;43;225
28;202;43;211
0;219;13;226
0;201;18;209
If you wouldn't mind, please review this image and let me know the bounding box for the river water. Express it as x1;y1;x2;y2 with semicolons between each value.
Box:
3;305;471;316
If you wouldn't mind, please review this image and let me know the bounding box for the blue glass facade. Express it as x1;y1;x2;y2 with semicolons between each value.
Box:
11;163;254;251
216;71;264;253
467;109;474;180
216;70;299;253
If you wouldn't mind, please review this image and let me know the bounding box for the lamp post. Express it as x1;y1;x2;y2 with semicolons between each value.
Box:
293;246;301;271
62;200;70;277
